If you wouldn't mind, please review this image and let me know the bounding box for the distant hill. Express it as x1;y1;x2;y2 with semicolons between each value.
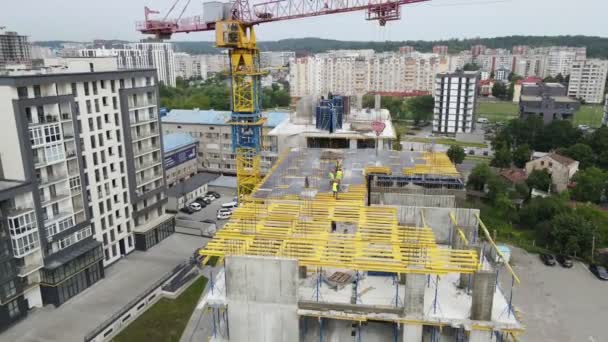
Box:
34;36;608;58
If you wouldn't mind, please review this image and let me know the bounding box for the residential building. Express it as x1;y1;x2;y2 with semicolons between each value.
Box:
433;71;479;134
432;45;449;55
77;42;176;86
544;46;586;77
161;109;289;174
0;31;31;68
0;58;174;278
30;46;55;60
260;51;295;68
512;76;543;103
519;82;579;124
0;178;44;329
525;153;579;192
290;51;448;97
163;132;199;187
398;46;415;54
567;59;608;104
174;53;207;80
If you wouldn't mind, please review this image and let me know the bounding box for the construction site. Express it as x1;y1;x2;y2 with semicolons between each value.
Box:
136;0;525;341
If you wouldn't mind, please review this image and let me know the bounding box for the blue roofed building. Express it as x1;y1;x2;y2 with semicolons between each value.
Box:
161;109;290;174
163;132;199;187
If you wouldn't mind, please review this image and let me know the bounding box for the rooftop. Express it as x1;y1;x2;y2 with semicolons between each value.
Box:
166;172;220;197
161;109;289;128
163;132;198;153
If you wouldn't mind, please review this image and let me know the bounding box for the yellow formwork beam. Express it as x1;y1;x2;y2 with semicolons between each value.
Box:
474;213;521;284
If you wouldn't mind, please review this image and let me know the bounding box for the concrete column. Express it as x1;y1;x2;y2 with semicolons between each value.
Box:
470;270;497;321
404;273;426;317
402;323;423;341
299;265;307;279
469;330;492;342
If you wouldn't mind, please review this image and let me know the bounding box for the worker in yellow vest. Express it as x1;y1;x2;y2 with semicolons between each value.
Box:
336;168;343;183
332;181;339;199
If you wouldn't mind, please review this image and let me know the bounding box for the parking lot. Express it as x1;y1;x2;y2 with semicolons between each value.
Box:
176;186;237;231
500;246;608;342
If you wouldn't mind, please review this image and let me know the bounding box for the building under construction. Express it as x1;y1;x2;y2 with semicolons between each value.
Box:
197;148;524;342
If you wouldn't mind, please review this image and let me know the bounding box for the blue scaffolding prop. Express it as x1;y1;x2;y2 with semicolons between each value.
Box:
426;275;443;316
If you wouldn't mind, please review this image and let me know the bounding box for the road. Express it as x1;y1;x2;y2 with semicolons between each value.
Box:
499;246;608;342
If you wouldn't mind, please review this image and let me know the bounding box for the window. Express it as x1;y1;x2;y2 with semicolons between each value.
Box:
7;300;20;318
17;86;28;99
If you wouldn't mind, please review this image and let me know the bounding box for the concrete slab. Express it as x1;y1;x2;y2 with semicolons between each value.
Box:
0;234;207;342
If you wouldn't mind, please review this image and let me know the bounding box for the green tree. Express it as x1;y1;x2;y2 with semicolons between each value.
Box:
560;143;594;169
447;145;466;164
571;167;607;203
518;196;569;229
467;163;492;191
463;63;480;71
551;212;595;255
491;81;508;99
404;95;434;125
491;147;512;168
526;169;551;192
512;144;532;168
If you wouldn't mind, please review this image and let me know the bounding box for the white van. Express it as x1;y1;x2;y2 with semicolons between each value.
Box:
221;201;238;209
217;208;232;220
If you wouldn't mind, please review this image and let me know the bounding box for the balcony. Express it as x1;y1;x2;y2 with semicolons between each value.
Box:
39;173;68;187
34;154;65;168
17;260;43;278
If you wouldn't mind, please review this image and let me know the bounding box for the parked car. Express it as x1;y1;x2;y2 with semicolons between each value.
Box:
180;207;194;214
540;253;556;266
193;198;208;207
217;208;232;220
589;264;608;280
221;201;239;209
556;255;573;268
195;196;211;205
207;191;221;199
189;202;202;211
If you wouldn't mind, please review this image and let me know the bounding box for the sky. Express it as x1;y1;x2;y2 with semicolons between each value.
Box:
1;0;606;43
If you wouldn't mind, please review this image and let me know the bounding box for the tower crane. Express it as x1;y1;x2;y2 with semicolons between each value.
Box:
137;0;429;199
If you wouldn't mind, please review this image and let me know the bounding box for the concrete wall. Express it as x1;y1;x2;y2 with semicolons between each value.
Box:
385;205;479;244
371;193;456;208
225;256;299;342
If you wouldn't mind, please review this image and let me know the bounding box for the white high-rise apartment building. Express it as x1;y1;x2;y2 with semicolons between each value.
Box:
567;59;608;104
174;53;208;80
433;71;479;134
0;58;174;294
290;51;448;97
77;42;176;87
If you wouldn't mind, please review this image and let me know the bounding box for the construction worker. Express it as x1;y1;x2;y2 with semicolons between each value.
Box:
336;168;343;183
332;181;339;199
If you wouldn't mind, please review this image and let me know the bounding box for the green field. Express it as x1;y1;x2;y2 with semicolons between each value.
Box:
114;276;207;342
477;101;606;127
573;105;605;127
476;101;519;122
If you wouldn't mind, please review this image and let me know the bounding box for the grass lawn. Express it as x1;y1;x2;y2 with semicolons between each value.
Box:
403;136;487;148
114;276;208;342
573;105;605;128
476;101;519;123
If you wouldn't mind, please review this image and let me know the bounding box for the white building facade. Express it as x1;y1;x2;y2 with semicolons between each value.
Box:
567;59;608;104
433;71;479;134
